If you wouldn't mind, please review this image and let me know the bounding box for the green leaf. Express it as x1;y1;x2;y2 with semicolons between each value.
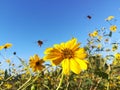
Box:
95;70;108;79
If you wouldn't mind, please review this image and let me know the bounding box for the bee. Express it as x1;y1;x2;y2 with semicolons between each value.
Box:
37;40;43;47
87;15;92;19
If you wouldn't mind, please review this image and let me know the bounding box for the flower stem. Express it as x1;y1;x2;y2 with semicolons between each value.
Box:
17;75;32;90
56;74;64;90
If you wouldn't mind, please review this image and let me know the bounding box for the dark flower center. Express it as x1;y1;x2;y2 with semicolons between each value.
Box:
36;61;40;66
62;48;74;59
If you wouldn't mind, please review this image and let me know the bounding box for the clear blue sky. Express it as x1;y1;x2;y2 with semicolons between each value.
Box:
0;0;120;67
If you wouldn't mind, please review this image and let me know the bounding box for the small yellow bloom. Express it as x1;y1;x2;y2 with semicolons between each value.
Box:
43;38;88;75
115;53;120;60
89;31;98;37
5;59;11;64
92;31;98;37
4;83;12;89
29;54;45;72
89;33;93;37
4;43;12;49
105;16;114;21
109;25;117;32
0;43;12;50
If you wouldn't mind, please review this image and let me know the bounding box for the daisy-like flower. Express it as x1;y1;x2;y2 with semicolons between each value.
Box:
109;25;117;32
92;31;98;37
29;54;45;72
43;38;88;75
115;53;120;60
89;31;98;37
0;43;12;50
5;59;11;64
105;16;114;21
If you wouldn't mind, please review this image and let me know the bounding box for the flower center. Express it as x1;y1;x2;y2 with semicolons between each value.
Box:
62;48;74;59
36;61;40;66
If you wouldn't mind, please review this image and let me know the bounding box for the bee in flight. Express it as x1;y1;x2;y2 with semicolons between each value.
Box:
37;40;43;47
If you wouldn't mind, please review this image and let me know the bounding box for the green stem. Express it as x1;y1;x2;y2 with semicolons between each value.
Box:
22;74;39;90
107;82;109;90
17;56;32;90
56;74;64;90
17;76;32;90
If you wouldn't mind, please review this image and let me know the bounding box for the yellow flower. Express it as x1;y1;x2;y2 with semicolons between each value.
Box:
115;53;120;60
5;59;11;64
109;25;117;32
43;38;88;75
92;31;98;37
4;43;12;49
89;33;93;37
0;43;12;50
29;54;45;72
4;83;12;89
105;16;114;21
89;31;98;37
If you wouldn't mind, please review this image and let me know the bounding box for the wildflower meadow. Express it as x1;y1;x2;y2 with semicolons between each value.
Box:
0;16;120;90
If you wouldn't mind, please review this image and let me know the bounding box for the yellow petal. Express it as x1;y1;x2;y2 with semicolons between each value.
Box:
105;16;114;21
62;59;70;75
51;57;63;65
70;58;81;74
53;44;62;50
4;43;12;48
65;38;75;48
43;54;62;61
34;54;40;60
44;48;53;54
76;58;88;70
72;43;80;51
0;46;4;50
75;48;87;59
60;42;65;49
109;25;117;32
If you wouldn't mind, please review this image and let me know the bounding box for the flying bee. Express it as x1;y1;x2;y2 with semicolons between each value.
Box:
87;15;92;19
37;40;43;47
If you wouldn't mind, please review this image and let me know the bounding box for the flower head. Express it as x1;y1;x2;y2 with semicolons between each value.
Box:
5;59;11;64
109;25;117;32
43;38;88;75
0;43;12;50
89;31;98;37
29;54;45;72
105;16;114;21
4;83;12;89
115;53;120;60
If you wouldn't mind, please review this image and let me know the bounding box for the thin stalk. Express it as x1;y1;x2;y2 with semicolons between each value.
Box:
56;74;64;90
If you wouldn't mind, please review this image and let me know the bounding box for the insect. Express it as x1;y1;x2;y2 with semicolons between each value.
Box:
37;40;43;47
87;15;92;19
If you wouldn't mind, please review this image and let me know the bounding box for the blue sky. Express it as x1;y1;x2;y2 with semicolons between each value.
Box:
0;0;120;67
